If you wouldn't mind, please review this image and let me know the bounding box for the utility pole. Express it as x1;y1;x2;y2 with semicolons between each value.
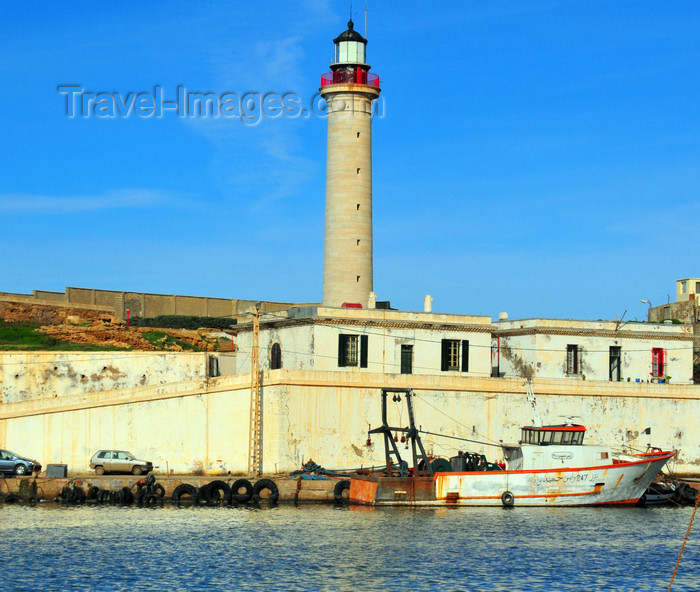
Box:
248;301;262;475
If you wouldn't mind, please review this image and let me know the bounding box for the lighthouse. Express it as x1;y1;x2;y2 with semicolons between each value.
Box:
320;20;381;308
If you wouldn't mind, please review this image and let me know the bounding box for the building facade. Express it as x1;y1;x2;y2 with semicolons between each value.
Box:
493;318;694;383
235;308;695;384
235;306;493;378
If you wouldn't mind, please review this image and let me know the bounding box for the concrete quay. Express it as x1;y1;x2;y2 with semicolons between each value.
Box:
0;474;342;505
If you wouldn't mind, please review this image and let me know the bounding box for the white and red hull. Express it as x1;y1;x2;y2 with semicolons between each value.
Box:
350;451;674;507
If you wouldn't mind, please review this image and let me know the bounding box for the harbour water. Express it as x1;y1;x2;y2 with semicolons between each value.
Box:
1;503;698;591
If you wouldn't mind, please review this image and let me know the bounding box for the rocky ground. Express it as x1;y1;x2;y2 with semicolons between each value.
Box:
41;322;233;352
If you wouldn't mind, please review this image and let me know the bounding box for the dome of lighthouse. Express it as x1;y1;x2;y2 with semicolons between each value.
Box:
333;20;367;45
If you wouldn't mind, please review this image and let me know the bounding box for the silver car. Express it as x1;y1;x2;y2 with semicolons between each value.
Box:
89;450;153;475
0;449;42;476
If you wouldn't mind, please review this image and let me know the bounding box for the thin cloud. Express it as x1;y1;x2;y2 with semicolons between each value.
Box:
0;189;179;213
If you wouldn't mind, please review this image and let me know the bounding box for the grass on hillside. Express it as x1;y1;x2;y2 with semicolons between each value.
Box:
142;330;203;352
0;320;128;351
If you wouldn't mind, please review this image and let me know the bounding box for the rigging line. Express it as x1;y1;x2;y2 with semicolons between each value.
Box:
418;429;504;449
667;489;700;592
412;392;503;447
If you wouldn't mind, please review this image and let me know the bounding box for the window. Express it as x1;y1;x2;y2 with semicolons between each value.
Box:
696;282;700;293
681;281;687;293
609;346;621;381
441;339;469;372
270;343;282;370
208;355;220;377
346;336;358;366
401;345;413;374
338;334;368;368
652;348;665;378
566;345;579;374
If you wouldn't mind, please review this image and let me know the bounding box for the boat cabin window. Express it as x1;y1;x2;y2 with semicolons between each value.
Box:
521;427;585;446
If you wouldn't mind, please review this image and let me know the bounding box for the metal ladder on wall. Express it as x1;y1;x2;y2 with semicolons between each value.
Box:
248;305;261;475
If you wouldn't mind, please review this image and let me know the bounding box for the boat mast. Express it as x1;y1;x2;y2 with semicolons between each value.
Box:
368;388;434;476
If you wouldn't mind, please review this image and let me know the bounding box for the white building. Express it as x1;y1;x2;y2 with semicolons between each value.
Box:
493;318;694;384
235;306;493;378
235;308;695;384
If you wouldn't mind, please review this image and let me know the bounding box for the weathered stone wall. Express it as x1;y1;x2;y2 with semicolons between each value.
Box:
0;351;236;403
1;371;698;476
649;300;698;324
0;296;115;325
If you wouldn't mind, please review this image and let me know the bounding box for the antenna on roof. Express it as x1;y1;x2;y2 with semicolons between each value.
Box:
364;0;367;38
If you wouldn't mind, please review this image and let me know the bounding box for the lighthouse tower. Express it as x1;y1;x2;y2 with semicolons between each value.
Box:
320;20;381;308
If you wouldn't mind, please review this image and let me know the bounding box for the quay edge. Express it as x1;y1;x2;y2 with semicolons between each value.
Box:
0;474;340;504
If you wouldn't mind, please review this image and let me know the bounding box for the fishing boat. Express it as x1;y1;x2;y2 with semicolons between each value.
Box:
349;384;675;507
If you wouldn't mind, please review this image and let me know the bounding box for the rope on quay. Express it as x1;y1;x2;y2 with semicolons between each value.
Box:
289;459;388;479
667;485;700;591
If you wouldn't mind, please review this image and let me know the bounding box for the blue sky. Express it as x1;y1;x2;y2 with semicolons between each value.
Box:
1;1;698;321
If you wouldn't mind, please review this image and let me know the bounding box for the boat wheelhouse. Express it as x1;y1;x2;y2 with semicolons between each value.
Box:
520;424;586;446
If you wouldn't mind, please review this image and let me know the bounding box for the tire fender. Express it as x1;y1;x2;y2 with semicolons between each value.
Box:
172;483;198;505
231;479;254;504
206;480;231;505
253;479;279;503
333;480;351;504
121;486;134;505
501;490;515;507
72;486;86;505
142;492;162;508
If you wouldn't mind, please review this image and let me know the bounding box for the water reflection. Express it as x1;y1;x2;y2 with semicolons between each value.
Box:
0;504;697;591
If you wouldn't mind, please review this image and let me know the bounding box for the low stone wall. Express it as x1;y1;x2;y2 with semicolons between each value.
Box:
1;370;699;477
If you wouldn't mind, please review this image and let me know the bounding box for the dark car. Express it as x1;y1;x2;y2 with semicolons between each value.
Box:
89;450;153;475
0;449;42;476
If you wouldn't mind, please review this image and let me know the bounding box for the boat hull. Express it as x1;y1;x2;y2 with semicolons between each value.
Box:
349;452;674;507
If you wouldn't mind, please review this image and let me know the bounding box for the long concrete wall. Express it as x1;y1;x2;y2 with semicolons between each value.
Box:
1;370;698;476
1;287;309;322
0;352;215;403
